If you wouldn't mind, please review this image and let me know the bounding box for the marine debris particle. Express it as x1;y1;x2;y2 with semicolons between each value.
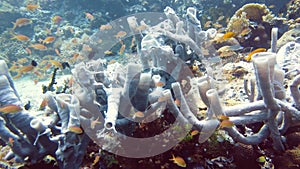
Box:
0;104;22;114
169;154;187;167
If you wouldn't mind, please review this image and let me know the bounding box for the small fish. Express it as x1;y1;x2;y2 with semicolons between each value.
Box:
135;25;148;31
114;31;127;38
29;43;47;50
92;155;100;166
174;99;181;107
222;32;235;41
8;137;14;147
119;44;126;55
204;21;212;28
55;48;61;56
26;4;40;11
91;117;101;129
68;126;83;134
39;98;48;110
217;115;229;121
49;60;63;69
134;111;145;118
256;156;266;163
25;47;32;55
24;101;31;110
12;18;32;30
17;58;28;64
217;15;225;22
85;12;94;21
213;23;223;28
42;36;55;44
18;65;34;73
52;15;63;24
245;48;267;61
104;50;113;55
156;81;165;87
169;154;186;168
11;34;30;41
268;5;275;9
100;24;112;30
31;60;38;67
108;60;117;65
0;104;22;114
190;130;199;136
219;120;234;129
238;28;252;37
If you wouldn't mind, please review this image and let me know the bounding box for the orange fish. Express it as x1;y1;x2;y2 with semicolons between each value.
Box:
49;60;63;69
18;65;34;73
69;126;83;134
99;24;112;30
42;36;55;44
26;4;40;11
85;12;94;21
135;25;148;31
119;44;126;55
11;34;30;41
156;81;165;87
29;43;47;50
204;21;212;28
52;15;63;24
134;111;145;118
114;31;127;38
169;154;186;167
25;47;32;55
92;155;100;166
245;48;267;61
0;104;22;114
217;115;230;121
219;120;234;129
190;130;199;136
12;18;32;30
174;99;181;107
222;32;235;41
39;98;48;110
91;117;101;129
55;48;61;56
8;137;14;147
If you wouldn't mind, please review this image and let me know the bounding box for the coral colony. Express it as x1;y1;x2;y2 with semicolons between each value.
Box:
0;5;299;169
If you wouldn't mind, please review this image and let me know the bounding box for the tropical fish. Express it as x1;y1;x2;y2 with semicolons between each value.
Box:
85;12;94;21
219;120;234;129
217;115;230;121
156;81;165;87
222;32;235;41
190;130;199;136
29;43;47;50
26;4;40;11
256;156;266;163
39;98;48;110
25;47;32;55
18;65;34;73
174;99;181;107
91;117;101;129
135;25;148;31
217;15;225;22
92;155;100;166
100;24;112;30
55;48;61;56
244;48;267;61
114;31;127;38
11;34;30;41
134;111;145;118
0;104;22;114
49;60;63;69
104;50;113;55
119;44;126;55
204;21;212;28
169;154;187;167
68;126;83;134
52;15;63;24
12;18;32;30
42;36;55;44
8;137;14;147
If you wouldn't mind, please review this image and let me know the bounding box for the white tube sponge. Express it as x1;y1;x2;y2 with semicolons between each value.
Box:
206;89;224;117
290;74;300;109
252;52;279;110
104;88;122;131
271;27;278;53
30;119;46;132
164;6;180;26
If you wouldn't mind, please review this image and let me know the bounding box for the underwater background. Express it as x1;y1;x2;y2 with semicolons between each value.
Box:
0;0;300;169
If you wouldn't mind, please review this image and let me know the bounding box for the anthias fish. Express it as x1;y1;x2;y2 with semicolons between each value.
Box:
169;154;187;167
0;104;22;114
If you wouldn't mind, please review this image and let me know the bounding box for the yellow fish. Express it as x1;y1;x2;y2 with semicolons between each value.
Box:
245;48;267;61
219;120;234;129
222;32;235;41
169;154;186;167
0;104;22;114
68;126;83;134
